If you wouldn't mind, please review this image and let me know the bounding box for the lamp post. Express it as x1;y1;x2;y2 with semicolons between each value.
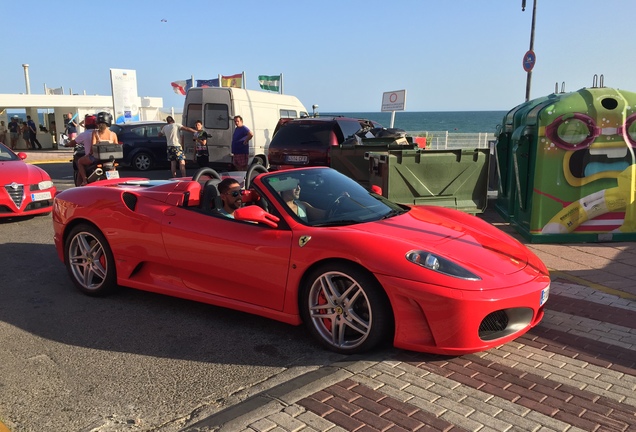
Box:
22;64;31;94
523;0;537;102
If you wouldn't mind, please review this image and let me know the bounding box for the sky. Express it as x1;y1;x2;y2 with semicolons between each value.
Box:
0;0;634;113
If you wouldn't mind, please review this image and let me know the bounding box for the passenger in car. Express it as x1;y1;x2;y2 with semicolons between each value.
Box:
217;178;243;218
277;178;325;222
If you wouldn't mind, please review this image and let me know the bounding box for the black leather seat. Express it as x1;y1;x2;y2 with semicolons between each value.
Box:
200;179;223;215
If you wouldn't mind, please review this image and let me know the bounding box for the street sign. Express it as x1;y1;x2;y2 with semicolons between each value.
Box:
381;90;406;112
523;50;536;72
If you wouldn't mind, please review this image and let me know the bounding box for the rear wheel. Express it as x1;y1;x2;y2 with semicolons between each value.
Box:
300;263;393;354
64;224;118;296
132;152;153;171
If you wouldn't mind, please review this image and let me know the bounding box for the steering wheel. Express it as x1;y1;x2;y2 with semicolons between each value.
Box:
192;167;221;182
244;164;268;189
326;194;349;219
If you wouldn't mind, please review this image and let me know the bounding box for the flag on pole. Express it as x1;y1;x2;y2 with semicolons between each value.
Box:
258;75;281;92
197;79;219;88
221;73;242;88
170;79;193;95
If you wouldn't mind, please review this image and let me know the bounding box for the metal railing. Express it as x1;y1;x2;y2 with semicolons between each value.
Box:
406;131;495;149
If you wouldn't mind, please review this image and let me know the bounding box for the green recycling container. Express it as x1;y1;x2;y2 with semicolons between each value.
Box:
495;86;636;243
367;148;490;214
330;137;416;188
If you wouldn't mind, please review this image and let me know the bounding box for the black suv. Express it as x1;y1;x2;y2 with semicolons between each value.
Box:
109;121;167;171
267;117;381;170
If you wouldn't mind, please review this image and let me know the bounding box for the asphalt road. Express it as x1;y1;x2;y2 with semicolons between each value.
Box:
0;163;353;431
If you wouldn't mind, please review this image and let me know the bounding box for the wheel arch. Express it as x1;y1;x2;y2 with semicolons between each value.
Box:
250;153;268;168
296;257;396;324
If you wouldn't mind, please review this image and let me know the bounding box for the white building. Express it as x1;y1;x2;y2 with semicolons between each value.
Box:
0;93;164;150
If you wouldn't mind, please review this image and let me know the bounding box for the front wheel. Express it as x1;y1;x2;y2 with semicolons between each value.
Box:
64;224;118;296
300;263;393;354
132;152;152;171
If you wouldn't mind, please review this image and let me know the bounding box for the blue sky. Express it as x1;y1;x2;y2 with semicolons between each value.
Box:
1;0;633;113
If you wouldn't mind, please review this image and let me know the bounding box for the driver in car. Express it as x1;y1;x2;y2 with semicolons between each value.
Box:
218;178;243;218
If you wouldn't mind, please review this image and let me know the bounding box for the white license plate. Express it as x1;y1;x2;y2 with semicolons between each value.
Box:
31;191;52;201
540;286;550;306
105;170;120;179
286;155;308;163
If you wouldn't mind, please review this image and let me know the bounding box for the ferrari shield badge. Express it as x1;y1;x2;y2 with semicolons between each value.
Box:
299;235;311;247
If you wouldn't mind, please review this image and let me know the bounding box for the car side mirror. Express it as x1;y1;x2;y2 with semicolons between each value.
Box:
234;206;279;228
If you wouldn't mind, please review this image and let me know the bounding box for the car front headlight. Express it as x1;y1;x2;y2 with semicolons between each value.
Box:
406;250;481;280
37;180;54;190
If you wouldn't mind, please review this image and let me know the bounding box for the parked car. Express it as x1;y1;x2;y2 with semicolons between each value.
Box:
110;121;167;171
0;142;56;217
52;165;550;355
267;117;381;170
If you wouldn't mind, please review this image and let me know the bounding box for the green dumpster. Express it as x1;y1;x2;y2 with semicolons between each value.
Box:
366;148;490;214
330;137;416;187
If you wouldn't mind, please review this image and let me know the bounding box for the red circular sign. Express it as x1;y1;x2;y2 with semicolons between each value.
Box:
389;93;398;103
523;50;536;72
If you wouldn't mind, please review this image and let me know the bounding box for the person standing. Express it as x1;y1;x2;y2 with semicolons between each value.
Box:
231;115;253;171
8;117;20;150
26;115;42;149
158;116;196;178
0;120;7;145
193;120;209;167
21;121;30;149
65;113;78;140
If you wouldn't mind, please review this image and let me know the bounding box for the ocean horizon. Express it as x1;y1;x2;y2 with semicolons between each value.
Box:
323;111;506;134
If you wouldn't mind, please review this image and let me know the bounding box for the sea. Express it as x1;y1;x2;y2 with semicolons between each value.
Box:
323;111;507;134
7;110;508;134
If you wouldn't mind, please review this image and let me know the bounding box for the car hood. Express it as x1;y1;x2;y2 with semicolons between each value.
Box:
0;160;48;185
354;206;531;276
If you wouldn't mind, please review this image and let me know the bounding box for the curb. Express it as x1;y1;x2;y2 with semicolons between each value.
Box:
183;358;385;431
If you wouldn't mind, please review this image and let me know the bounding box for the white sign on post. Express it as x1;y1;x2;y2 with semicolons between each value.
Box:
110;68;139;124
381;90;406;128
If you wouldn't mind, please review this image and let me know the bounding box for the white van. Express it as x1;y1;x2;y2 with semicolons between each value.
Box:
182;87;308;170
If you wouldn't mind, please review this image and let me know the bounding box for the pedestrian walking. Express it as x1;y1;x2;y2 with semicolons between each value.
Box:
27;115;42;149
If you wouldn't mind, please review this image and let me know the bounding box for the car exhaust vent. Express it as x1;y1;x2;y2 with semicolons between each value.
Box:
122;192;138;211
479;310;509;339
5;184;24;208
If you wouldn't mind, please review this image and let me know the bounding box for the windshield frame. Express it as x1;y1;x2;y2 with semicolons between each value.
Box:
260;168;407;227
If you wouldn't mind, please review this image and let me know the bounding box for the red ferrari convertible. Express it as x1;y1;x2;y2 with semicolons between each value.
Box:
0;143;56;218
52;166;550;355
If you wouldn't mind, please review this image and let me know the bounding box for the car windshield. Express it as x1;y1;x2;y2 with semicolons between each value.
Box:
0;144;20;161
262;168;407;226
273;122;335;148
